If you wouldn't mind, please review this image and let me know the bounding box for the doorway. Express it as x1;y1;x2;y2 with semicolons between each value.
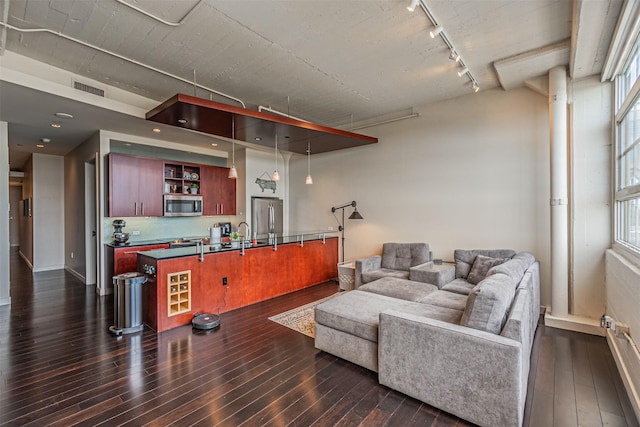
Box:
85;160;97;285
8;184;22;247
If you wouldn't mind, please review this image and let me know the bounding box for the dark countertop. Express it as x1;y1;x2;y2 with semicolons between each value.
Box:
137;234;338;260
105;237;208;248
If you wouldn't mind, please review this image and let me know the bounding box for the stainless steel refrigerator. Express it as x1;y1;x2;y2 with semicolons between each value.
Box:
251;197;283;238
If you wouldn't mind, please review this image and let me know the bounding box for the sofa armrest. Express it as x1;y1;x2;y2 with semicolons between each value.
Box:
355;255;381;289
409;263;454;288
378;310;524;427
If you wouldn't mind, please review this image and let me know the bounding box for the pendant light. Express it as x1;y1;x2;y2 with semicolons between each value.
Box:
272;133;280;181
228;116;238;179
305;138;313;185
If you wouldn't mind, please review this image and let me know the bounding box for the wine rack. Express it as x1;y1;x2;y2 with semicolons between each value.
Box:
168;270;191;316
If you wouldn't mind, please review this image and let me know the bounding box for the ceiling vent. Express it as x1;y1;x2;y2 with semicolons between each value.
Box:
73;80;105;97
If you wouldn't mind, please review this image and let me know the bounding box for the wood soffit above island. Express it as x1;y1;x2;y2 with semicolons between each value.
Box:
145;94;378;155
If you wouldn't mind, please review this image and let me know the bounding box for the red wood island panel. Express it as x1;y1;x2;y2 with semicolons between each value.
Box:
139;238;338;332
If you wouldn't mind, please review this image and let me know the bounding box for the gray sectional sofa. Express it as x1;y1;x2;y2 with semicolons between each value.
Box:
315;249;540;427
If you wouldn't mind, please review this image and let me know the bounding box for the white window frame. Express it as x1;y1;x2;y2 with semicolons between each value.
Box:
614;36;640;259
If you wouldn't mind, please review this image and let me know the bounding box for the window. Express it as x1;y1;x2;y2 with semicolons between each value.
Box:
615;37;640;254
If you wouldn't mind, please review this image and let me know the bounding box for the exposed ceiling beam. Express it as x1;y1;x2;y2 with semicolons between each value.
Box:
493;40;570;91
571;0;624;80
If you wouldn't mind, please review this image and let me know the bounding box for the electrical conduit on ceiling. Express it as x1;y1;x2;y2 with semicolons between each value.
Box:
115;0;205;27
0;21;246;108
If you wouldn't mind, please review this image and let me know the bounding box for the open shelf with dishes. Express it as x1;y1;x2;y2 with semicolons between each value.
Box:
164;162;200;195
167;270;191;316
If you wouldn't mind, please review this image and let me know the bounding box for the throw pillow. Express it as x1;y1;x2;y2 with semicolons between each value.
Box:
467;255;507;285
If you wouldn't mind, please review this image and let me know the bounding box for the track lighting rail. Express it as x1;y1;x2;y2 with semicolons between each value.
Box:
413;0;480;92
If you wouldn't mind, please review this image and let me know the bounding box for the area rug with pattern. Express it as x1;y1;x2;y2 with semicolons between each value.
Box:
268;293;339;338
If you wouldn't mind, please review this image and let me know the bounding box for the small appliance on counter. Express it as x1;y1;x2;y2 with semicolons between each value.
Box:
218;222;231;237
112;219;129;245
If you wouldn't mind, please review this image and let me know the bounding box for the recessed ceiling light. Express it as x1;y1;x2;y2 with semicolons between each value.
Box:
124;143;132;146
211;143;218;147
36;144;45;148
41;138;51;143
255;137;262;141
51;122;62;128
178;119;187;124
152;128;161;133
54;112;74;119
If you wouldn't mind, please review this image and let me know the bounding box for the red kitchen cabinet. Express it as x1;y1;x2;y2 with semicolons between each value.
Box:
108;153;163;217
202;165;236;215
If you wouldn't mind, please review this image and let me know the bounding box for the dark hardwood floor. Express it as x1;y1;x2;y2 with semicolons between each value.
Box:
1;247;638;427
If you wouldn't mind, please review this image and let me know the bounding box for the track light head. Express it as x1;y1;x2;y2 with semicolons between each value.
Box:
407;0;419;12
457;67;469;77
429;25;443;38
449;49;460;62
472;82;480;93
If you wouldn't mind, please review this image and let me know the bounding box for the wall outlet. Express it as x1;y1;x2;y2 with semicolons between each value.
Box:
132;230;141;235
222;277;228;286
328;226;334;231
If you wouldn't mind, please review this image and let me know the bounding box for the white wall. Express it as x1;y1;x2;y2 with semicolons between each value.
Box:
290;87;552;304
65;133;101;281
0;121;10;306
570;77;612;319
244;148;289;234
32;153;65;271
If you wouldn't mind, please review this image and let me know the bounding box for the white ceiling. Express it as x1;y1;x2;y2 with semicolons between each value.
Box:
0;0;623;170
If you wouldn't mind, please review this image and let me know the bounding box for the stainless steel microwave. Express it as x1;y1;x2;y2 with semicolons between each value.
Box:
163;195;203;216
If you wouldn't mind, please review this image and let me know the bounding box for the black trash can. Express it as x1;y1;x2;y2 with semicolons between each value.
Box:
109;272;147;335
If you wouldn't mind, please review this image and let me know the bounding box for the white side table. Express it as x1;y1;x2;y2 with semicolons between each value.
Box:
337;261;355;291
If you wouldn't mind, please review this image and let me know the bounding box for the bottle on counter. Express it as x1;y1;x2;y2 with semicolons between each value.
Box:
252;231;257;247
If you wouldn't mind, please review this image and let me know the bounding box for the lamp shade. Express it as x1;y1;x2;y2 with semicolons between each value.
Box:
349;208;363;220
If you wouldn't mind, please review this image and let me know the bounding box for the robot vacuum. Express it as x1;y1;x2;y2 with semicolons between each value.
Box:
192;313;220;330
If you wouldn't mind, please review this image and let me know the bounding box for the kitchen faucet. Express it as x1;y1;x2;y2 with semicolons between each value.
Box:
238;221;250;242
197;240;204;262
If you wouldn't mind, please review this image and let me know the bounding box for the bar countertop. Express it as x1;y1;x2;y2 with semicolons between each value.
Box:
137;232;339;260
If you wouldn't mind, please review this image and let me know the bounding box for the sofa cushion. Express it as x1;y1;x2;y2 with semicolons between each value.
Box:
362;268;410;284
381;243;430;271
418;290;468;311
359;277;438;302
460;273;517;334
315;290;461;342
467;255;509;285
454;249;516;279
487;252;535;284
441;279;476;295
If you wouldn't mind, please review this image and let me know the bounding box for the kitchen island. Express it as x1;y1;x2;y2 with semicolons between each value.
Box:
137;233;339;332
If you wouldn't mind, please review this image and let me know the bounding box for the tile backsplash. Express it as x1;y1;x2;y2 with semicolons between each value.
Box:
104;216;237;243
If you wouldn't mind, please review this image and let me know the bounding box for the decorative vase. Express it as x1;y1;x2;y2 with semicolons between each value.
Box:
190;187;198;194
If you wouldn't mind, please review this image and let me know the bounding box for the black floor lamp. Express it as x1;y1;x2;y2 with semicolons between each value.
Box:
331;201;364;263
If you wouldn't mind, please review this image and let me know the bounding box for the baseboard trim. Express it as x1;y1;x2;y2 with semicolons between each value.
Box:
65;266;86;283
544;312;605;336
607;330;640;422
32;264;65;273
